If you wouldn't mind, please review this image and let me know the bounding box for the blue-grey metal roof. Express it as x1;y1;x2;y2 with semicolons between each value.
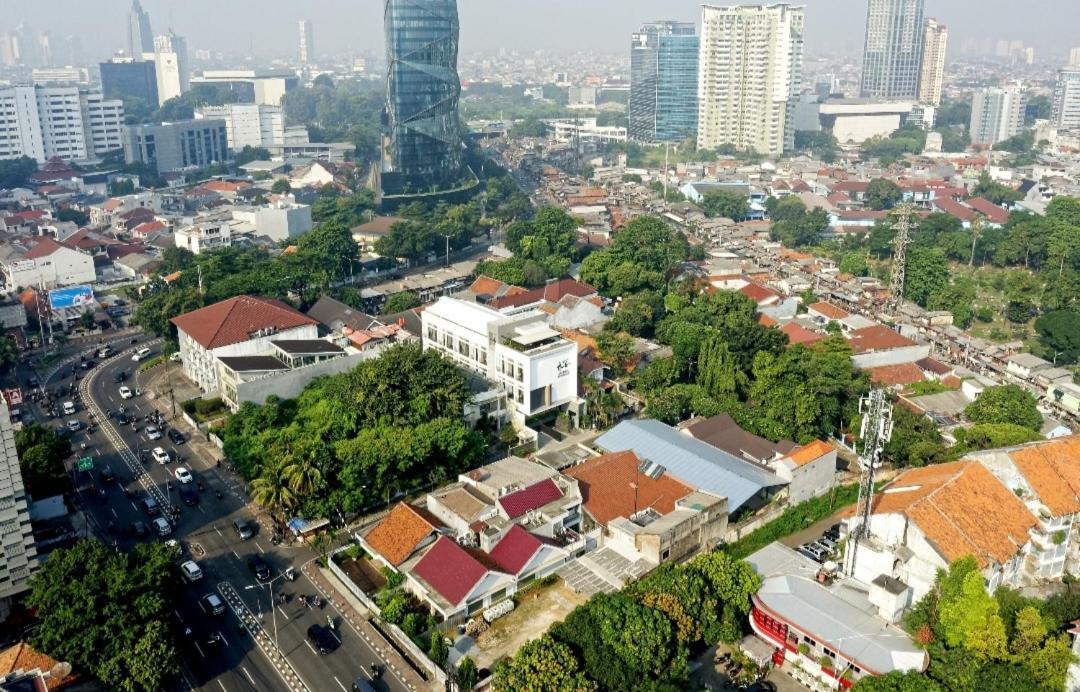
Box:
595;420;783;512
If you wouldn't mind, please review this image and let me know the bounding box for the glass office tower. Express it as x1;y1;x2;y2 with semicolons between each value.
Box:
860;0;925;100
384;0;465;193
629;21;699;144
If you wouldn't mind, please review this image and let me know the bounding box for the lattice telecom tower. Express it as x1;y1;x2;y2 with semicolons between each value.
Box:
843;388;894;577
887;203;919;311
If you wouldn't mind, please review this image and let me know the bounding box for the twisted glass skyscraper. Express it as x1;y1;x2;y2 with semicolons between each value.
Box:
384;0;465;194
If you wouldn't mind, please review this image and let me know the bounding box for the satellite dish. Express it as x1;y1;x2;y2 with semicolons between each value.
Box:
49;662;72;679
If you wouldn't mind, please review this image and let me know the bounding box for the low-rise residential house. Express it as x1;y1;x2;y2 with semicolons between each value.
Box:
683;413;797;465
565;450;727;565
0;237;96;292
847;325;931;369
352;216;404;252
1006;352;1052;381
771;441;838;504
1048;381;1080;416
170;295;319;393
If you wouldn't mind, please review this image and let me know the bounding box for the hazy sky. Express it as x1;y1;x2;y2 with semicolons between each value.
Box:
7;0;1080;62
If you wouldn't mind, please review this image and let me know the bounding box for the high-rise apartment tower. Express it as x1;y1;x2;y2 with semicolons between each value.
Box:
299;20;314;65
126;0;154;61
861;0;925;100
969;86;1026;147
918;18;947;106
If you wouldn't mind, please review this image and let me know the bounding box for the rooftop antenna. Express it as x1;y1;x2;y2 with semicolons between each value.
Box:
843;389;893;578
887;203;918;312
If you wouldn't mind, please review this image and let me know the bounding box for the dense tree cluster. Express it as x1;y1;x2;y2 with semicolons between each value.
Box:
14;424;71;499
766;196;830;248
280;80;385;162
223;345;484;521
494;552;760;691
27;540;181;692
700;190;750;221
874;557;1078;692
580;216;696;298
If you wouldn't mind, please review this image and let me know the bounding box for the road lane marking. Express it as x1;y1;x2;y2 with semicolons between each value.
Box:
232;551;241;561
219;630;229;648
277;606;290;619
255;542;265;554
217;681;228;692
194;642;205;658
304;640;318;656
241;667;254;685
215;526;223;537
334;676;347;692
129;502;138;512
110;508;118;518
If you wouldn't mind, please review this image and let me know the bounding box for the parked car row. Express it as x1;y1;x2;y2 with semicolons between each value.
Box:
797;524;843;564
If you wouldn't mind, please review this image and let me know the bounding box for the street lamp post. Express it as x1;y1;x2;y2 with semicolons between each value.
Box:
245;573;286;647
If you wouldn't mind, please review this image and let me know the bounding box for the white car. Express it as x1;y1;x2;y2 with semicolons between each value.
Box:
131;347;152;362
152;447;170;464
179;560;202;582
174;466;193;484
145;425;162;441
62;401;76;415
119;386;133;399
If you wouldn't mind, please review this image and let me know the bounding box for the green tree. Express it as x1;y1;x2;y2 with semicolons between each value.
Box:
596;331;637;374
608;291;664;337
839;252;870;277
233;145;271;166
26;540;180;692
56;207;89;226
382;291;422;314
939;569;1008;660
271;178;292;194
456;655;479;690
80;309;96;330
903;247;950;307
700;190;750;220
0;335;18;373
1025;634;1076;691
428;631;448;667
954;423;1042;452
852;670;944;692
883;405;946;467
697;334;745;399
250;459;298;530
865;178;903;211
1009;606;1048;657
964;385;1042;431
0;156;38;188
14;423;72;498
493;635;596;692
108;177;137;196
1034;310;1080;364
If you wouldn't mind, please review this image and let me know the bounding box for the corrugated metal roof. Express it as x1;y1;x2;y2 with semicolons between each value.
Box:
595;420;783;512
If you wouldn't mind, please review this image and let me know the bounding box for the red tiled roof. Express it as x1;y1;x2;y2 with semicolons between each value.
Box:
564;451;692;525
489;279;597;310
24;237;65;259
364;502;443;567
498;478;563;519
738;282;781;305
488;524;544;575
868;363;927;387
781;322;823;346
469;275;510;297
933;197;975;221
834;209;890;221
201;180;251;193
832;181;870;193
786;440;835;468
808;302;848;320
847;325;916;354
0;641;77;689
132;220;166;235
965;197;1010;224
170;295;317;350
413;536;489;606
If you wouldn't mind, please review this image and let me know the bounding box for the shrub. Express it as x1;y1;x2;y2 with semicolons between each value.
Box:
726;483;863;559
381;565;405;590
798;642;810;656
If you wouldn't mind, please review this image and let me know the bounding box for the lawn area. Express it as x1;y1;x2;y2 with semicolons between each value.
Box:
470;577;587;670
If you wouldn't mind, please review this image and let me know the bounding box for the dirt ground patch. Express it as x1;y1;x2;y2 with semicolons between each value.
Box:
339;556;386;594
471;578;587;670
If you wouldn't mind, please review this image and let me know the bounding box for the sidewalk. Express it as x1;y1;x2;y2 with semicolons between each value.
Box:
303;562;433;691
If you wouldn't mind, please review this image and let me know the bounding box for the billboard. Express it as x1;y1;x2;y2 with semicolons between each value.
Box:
48;285;95;311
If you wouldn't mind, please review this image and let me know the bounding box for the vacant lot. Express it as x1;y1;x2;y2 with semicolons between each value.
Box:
471;578;587;669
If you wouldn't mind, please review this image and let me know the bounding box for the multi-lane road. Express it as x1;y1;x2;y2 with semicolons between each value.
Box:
23;335;411;692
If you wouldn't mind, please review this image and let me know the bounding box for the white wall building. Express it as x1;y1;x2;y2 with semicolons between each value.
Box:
1052;68;1080;131
195;104;285;150
0;238;96;292
230;196;312;242
0;86;124;163
171;295;320;393
150;31;188;105
173;213;234;256
969;86;1026;146
544;118;628;145
918;18;948;106
422;297;578;420
0;397;39;606
697;4;804;156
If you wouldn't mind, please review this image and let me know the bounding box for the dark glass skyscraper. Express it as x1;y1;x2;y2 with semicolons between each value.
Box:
384;0;465;194
629;21;699;144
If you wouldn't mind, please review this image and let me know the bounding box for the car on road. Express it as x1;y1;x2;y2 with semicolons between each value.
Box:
97;346;113;358
114;371;126;383
117;411;132;425
99;466;115;483
233;519;254;540
180;486;199;506
180;560;203;582
174;467;193;484
199;593;225;616
79;360;95;370
141;497;160;516
167;428;185;445
65;419;81;432
152;517;172;537
130;521;149;538
145;425;162;441
152;447;170;464
248;555;271;582
62;401;75;415
307;624;339;655
119;386;133;399
352;677;375;692
132;347;152;362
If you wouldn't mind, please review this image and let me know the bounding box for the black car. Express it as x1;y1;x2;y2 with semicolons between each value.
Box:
180;486;199;506
130;521;149;538
99;466;115;483
233;519;254;540
114;371;127;383
117;411;132;425
141;497;160;516
306;624;338;655
167;428;185;445
248;555;271;582
80;360;96;370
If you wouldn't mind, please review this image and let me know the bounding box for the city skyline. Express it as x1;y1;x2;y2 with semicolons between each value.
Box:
3;0;1080;62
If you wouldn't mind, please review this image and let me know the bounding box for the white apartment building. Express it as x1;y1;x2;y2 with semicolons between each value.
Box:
1052;68;1080;131
918;18;948;106
231;196;312;242
422;297;578;420
0;397;39;606
697;4;805;156
969;86;1026;147
150;32;188;105
174;212;234;255
195;104;285;150
545;118;628;145
0;238;96;292
175;197;313;254
0;86;124;163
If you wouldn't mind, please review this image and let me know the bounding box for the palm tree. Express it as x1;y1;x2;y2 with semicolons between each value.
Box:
282;454;323;497
250;460;297;532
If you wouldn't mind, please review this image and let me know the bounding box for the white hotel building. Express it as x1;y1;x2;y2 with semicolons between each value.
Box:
0;85;124;163
421;297;578;420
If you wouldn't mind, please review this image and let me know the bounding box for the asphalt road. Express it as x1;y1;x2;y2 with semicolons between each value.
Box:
24;335;411;692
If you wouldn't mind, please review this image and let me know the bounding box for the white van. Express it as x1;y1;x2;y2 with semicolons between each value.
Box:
62;401;76;415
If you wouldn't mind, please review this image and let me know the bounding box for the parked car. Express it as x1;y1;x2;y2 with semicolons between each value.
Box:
248;555;271;582
145;425;162;441
200;593;225;616
97;346;113;358
152;447;170;464
174;467;193;484
180;560;203;582
233;519;254;540
307;624;339;655
132;347;152;362
167;428;185;445
119;386;133;399
65;419;82;432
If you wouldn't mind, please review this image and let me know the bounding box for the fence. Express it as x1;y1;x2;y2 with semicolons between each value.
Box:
328;547;383;615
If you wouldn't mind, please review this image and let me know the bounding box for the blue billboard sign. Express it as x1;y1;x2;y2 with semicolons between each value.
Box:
48;285;95;310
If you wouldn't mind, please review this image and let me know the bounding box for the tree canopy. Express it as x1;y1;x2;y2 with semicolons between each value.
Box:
14;424;71;499
963;385;1042;431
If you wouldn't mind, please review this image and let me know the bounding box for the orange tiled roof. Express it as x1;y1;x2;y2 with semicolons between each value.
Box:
871;461;1036;567
867;363;926;387
786;440;834;467
170;295;316;350
564;451;693;525
364;502;443;566
0;642;77;689
1007;436;1080;517
469;275;509;297
808;302;848;320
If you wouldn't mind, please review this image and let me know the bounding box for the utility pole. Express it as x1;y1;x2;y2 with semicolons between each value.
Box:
887;203;918;312
440;234;452;268
844;389;894;578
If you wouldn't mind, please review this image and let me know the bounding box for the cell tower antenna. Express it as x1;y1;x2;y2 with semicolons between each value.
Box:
887;203;919;312
843;388;894;578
